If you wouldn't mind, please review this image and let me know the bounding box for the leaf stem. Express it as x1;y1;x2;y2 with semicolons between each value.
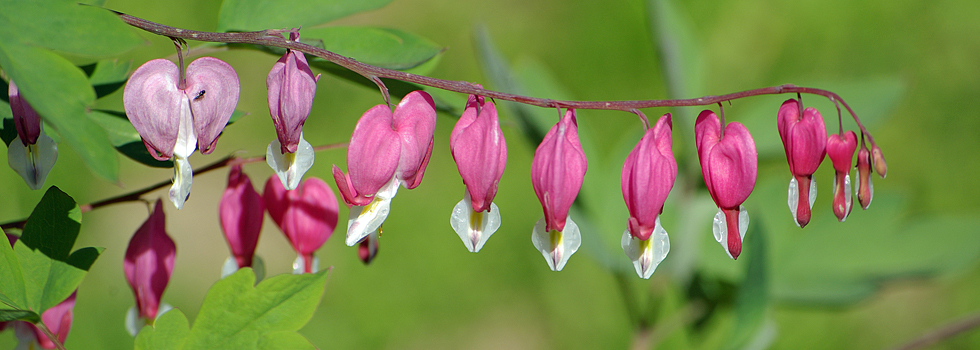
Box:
0;142;347;230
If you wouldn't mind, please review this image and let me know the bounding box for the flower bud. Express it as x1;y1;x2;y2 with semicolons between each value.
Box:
264;176;339;274
872;145;887;178
856;144;874;210
124;199;176;322
267;31;320;154
8;80;41;146
7;80;57;190
826;131;857;221
219;165;265;270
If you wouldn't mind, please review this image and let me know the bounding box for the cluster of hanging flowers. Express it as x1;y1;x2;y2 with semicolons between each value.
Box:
112;26;890;305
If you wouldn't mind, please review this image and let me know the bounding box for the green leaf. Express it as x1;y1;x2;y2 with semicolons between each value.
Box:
135;308;190;350
0;0;143;57
20;187;83;263
301;26;444;71
217;0;392;32
88;110;171;168
136;268;330;350
84;59;132;99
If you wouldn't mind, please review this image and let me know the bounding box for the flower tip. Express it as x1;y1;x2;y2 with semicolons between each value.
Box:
358;231;380;265
872;146;887;178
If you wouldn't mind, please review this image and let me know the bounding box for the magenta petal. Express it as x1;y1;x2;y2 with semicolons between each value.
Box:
451;95;508;212
186;57;240;155
267;47;317;154
827;131;858;173
777;99;827;176
347;105;401;198
392;91;437;189
219;165;265;268
264;176;339;256
8;81;42;146
532;109;588;232
124;199;176;321
622;114;677;240
27;291;76;349
123;59;183;160
695;110;758;209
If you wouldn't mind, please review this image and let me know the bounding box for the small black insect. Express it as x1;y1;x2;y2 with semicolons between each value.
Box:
193;90;206;101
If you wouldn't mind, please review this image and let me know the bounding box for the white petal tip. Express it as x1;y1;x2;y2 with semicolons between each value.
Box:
622;218;669;279
292;255;319;274
169;156;193;209
266;136;315;190
531;217;581;271
450;194;501;253
7;134;57;190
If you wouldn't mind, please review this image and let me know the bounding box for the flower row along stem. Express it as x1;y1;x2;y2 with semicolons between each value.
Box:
111;10;878;147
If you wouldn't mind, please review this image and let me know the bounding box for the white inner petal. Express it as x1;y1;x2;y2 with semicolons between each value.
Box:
450;192;502;253
220;256;239;279
169;156;194;209
292;255;320;274
711;206;749;260
621;217;669;279
124;305;145;337
787;176;799;225
843;173;852;217
345;177;399;246
6;132;57;190
531;217;581;271
173;96;197;158
808;175;817;209
266;133;315;190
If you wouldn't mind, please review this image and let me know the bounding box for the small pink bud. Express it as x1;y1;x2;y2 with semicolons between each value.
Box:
267;31;319;154
826;131;857;221
532;109;587;233
358;231;380;265
8;80;41;146
219;165;265;268
451;95;507;213
777;99;827;228
124;57;240;160
264;176;339;273
24;292;76;349
856;144;874;210
124;199;176;321
622;113;676;240
872;145;887;178
695;110;757;260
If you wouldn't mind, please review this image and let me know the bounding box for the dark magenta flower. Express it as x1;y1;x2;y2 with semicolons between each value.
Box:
621;113;675;278
333;91;436;247
265;176;339;274
530;109;587;271
124;199;176;335
219;165;265;278
7;80;57;190
777;99;826;228
449;95;507;252
826;131;857;221
266;31;320;190
695;110;757;260
123;57;240;209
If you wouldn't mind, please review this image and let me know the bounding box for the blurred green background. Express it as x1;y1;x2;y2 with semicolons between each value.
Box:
2;0;980;349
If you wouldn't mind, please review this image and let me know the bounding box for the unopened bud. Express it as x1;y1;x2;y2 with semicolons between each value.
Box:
871;145;887;178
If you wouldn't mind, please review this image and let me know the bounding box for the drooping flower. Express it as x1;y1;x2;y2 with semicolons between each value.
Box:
219;165;265;279
266;31;320;190
695;110;757;260
530;108;587;271
826;131;858;221
264;176;339;274
449;95;507;252
621;113;676;278
7;292;76;349
777;99;827;228
7;80;57;190
333;91;436;247
856;143;874;210
124;199;176;336
123;57;240;209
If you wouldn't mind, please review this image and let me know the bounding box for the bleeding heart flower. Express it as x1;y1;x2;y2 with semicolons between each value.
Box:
530;108;587;271
621;113;676;278
266;31;320;190
777;99;827;228
123;57;240;209
695;110;757;260
449;94;507;252
333;91;436;247
856;143;874;210
826;131;857;221
219;165;265;278
124;199;176;336
7;80;57;190
265;176;339;274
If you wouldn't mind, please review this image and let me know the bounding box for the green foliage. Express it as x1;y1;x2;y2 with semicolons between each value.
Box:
0;0;143;182
0;187;102;323
217;0;392;32
135;268;330;350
